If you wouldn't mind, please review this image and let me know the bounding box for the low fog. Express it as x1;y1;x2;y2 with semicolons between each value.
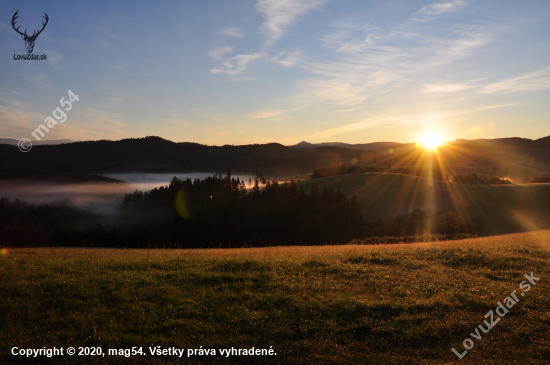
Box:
0;172;255;229
0;181;133;229
102;172;217;192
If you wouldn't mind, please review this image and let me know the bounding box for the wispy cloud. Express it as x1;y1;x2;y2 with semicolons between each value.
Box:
0;107;44;138
0;105;127;142
401;25;493;68
208;46;234;60
273;50;302;67
321;34;391;55
44;50;65;70
423;83;475;93
210;53;266;75
0;93;29;108
428;102;522;118
218;27;245;38
249;110;286;120
438;26;492;62
256;0;327;44
172;120;192;126
319;23;387;55
479;66;550;94
297;25;406;105
411;0;464;22
72;108;127;140
295;9;496;107
334;108;357;113
297;59;395;105
96;92;130;109
25;74;52;89
472;102;523;111
211;0;325;77
295;99;521;141
296;117;388;141
418;0;464;15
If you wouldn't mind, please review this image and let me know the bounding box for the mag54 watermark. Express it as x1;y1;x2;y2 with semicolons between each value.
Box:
18;90;80;152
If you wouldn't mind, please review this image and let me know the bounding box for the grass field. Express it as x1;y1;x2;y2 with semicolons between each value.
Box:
1;231;549;364
298;173;550;235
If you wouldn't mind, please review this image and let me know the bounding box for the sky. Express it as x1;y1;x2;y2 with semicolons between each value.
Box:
1;0;550;145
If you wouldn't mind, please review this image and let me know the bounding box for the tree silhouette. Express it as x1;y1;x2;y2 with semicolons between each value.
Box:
436;212;463;235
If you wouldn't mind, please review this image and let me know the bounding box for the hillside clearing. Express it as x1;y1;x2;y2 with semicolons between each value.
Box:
298;173;550;236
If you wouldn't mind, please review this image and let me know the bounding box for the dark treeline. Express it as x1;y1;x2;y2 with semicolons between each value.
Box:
311;166;515;187
0;198;103;247
311;165;447;181
1;172;483;248
364;209;483;238
453;173;511;185
532;176;550;183
122;172;363;247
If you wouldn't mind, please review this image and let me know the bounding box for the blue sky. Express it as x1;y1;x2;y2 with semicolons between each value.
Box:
1;0;550;145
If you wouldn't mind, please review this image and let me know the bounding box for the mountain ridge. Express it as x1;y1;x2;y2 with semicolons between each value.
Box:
0;138;75;146
1;135;549;181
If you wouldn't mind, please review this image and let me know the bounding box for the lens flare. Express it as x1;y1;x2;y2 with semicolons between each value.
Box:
0;248;7;256
174;187;193;219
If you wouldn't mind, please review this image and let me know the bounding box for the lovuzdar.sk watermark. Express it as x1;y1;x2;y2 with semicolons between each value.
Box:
451;271;541;359
14;54;47;60
11;10;48;60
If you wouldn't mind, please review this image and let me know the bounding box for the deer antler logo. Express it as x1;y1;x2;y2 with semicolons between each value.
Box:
12;11;49;54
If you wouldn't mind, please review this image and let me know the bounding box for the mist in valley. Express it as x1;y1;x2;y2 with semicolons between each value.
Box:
0;172;258;230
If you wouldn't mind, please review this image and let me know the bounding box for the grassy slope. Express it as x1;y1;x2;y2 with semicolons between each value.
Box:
1;231;549;364
298;173;550;235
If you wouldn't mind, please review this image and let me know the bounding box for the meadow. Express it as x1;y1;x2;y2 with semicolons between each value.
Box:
299;173;550;235
1;231;549;364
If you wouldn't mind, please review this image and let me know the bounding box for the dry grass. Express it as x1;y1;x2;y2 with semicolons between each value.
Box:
1;231;549;364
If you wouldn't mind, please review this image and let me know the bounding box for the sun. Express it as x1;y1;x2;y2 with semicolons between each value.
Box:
421;132;444;151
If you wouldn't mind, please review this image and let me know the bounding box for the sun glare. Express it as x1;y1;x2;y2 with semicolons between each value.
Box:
421;132;444;150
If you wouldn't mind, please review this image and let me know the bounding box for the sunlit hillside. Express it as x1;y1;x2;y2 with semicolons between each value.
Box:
298;173;550;235
375;136;550;183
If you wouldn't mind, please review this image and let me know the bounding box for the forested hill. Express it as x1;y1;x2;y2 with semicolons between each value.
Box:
0;136;381;175
3;135;549;176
